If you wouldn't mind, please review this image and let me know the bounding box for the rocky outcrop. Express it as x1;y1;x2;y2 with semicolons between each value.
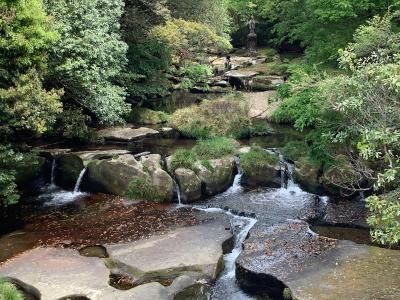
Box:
224;70;259;90
248;75;284;91
98;126;159;142
293;159;322;195
166;156;237;202
54;154;84;190
241;162;281;188
84;154;174;201
0;215;232;300
174;168;202;203
196;157;236;196
236;221;338;299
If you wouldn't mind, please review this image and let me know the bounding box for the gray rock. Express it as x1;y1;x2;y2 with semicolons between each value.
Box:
85;154;149;195
196;157;236;196
241;163;281;188
55;154;84;190
150;168;174;202
293;160;322;195
98;126;159;142
175;168;202;203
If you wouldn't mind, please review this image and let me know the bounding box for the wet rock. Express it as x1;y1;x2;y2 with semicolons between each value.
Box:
321;199;369;228
98;126;159;142
287;241;400;300
236;221;338;299
106;219;232;281
55;154;84;190
175;168;202;203
196;157;236;196
241;162;281;188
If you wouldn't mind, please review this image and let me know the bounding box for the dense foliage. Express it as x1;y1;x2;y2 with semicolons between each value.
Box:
0;0;62;206
46;0;130;125
272;13;400;244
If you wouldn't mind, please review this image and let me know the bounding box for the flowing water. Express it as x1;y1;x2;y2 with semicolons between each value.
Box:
39;160;87;206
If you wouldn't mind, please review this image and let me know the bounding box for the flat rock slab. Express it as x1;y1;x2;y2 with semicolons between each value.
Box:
243;91;280;119
224;70;259;78
98;126;159;142
107;219;231;278
322;199;369;228
288;241;400;300
74;149;132;164
0;218;231;300
236;221;400;300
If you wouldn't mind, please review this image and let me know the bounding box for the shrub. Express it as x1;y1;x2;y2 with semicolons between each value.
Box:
193;137;237;159
240;147;279;175
0;278;23;300
170;96;252;139
51;107;99;143
172;61;213;91
126;108;169;125
170;149;198;173
124;178;166;202
151;18;232;62
281;141;310;162
366;189;400;246
249;123;274;137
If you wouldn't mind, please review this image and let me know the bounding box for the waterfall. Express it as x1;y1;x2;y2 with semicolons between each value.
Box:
74;168;87;193
50;159;56;186
176;183;182;205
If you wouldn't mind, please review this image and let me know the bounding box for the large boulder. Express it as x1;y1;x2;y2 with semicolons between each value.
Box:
85;154;149;195
241;162;281;188
196;157;236;196
85;154;174;201
293;159;322;194
150;168;174;202
54;154;84;190
175;168;202;203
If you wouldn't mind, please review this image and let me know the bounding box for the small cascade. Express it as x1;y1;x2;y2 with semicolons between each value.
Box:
50;159;56;186
197;207;257;299
176;182;182;205
74;168;87;193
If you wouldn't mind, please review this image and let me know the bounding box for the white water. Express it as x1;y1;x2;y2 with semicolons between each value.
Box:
39;160;86;206
74;168;87;192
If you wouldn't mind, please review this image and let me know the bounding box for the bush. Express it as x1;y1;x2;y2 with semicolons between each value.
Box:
281;141;310;162
240;147;279;175
151;18;232;62
126;108;169;125
170;149;198;173
51;107;99;143
366;189;400;246
124;178;166;202
193;137;237;159
0;278;23;300
171;61;213;91
170;96;252;139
